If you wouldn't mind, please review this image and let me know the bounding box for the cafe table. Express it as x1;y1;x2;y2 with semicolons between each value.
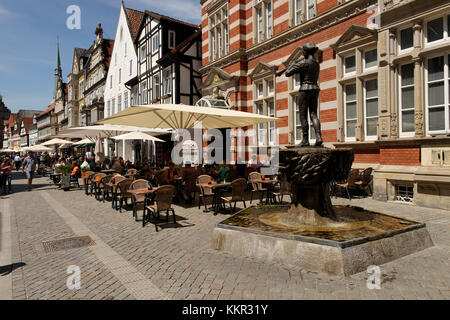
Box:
196;182;232;213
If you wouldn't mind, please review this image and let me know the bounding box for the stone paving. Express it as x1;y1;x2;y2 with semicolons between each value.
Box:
0;172;448;300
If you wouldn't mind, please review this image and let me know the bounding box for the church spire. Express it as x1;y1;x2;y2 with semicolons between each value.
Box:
52;37;62;103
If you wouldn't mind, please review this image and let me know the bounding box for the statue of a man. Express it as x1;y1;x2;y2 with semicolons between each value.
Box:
277;42;322;147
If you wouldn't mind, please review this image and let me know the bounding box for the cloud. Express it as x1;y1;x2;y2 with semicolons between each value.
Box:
100;0;201;24
0;4;13;17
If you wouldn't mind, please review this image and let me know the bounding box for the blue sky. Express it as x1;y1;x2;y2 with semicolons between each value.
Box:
0;0;201;113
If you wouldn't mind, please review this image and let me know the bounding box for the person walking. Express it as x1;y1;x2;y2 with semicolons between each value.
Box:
13;154;21;171
22;151;38;192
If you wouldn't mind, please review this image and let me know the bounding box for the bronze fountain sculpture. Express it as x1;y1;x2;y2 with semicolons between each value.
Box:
211;42;432;276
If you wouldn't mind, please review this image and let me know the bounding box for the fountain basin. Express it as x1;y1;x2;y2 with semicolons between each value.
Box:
211;205;433;276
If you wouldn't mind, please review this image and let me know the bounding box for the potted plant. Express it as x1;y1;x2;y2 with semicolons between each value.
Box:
59;164;73;190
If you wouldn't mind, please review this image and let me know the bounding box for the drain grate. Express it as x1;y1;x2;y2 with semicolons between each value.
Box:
42;236;95;253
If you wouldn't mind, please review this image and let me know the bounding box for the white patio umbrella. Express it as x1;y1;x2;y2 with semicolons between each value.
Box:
42;138;74;146
25;144;52;152
73;138;95;146
56;125;171;140
2;148;15;153
96;104;280;130
112;131;165;142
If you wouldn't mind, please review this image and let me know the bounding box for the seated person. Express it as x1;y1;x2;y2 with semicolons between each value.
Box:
218;163;230;182
181;162;197;202
71;161;81;178
167;161;180;184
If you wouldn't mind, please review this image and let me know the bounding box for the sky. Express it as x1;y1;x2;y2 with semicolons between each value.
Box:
0;0;201;113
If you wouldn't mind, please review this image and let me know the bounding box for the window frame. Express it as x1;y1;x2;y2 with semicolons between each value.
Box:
344;82;357;142
363;77;379;141
398;62;416;137
363;48;378;71
209;4;229;61
424;15;448;46
397;25;414;54
152;33;159;54
425;53;450;135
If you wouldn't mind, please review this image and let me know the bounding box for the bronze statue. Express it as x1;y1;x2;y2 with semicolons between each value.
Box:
277;42;322;147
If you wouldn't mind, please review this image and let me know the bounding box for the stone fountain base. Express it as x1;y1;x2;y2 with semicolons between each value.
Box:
210;205;433;276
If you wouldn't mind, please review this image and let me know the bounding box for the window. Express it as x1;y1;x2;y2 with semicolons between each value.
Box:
306;0;315;20
257;7;263;43
118;69;121;84
396;185;414;203
142;82;148;104
294;0;302;26
344;55;356;74
109;76;112;89
426;55;450;134
117;95;122;113
292;0;314;25
256;103;265;146
364;49;377;69
124;91;128;109
364;78;379;139
152;33;159;53
254;76;276;146
344;83;357;140
168;30;176;49
268;101;276;145
163;69;172;95
140;44;146;62
267;79;274;96
125;42;127;57
426;17;444;43
112;98;115;115
209;5;229;61
255;1;273;43
266;1;273;39
399;27;413;51
115;53;117;66
120;27;123;42
153;75;161;100
399;63;415;135
129;60;133;76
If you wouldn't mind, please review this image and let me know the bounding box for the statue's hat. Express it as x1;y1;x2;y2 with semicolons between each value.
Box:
303;42;318;54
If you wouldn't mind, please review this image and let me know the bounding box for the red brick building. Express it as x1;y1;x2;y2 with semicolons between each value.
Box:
200;0;450;210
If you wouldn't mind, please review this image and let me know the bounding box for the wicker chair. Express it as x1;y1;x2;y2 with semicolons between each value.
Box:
111;175;126;209
335;169;360;200
272;180;292;204
353;167;373;196
125;168;138;179
84;171;96;195
197;175;214;211
248;172;266;204
143;185;176;231
92;173;107;200
220;178;247;214
100;174;115;203
130;179;151;221
114;179;133;212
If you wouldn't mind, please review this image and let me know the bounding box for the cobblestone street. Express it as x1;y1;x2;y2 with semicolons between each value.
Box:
0;172;449;300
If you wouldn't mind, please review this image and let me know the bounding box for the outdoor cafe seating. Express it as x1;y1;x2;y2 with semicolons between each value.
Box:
142;185;177;231
219;178;247;214
129;179;152;221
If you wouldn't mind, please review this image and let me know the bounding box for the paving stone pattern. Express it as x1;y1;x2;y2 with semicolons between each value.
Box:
2;173;449;300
